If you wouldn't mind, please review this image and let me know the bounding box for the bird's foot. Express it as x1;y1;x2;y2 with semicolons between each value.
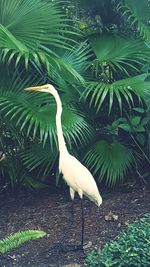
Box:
59;243;84;253
50;242;84;253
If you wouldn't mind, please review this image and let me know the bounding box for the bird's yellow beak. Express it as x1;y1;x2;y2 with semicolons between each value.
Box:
25;85;46;92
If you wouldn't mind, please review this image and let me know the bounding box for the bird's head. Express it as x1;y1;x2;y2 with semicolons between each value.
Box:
25;84;56;94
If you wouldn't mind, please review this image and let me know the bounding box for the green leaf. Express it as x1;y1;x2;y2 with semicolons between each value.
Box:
133;107;145;113
0;0;82;78
83;75;149;113
0;71;93;150
0;230;46;254
90;33;149;75
86;215;150;266
117;0;150;41
131;116;141;126
84;140;134;187
118;123;131;132
141;116;150;125
21;141;57;178
136;134;146;145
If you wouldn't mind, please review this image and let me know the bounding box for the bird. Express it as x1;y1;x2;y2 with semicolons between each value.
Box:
25;84;102;249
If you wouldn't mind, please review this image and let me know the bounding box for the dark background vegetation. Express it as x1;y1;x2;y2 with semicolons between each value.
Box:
0;0;150;266
0;0;150;191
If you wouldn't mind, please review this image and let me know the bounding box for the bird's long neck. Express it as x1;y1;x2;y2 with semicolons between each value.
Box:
51;90;68;155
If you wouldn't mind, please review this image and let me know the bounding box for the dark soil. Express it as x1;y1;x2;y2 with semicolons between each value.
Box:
0;183;150;267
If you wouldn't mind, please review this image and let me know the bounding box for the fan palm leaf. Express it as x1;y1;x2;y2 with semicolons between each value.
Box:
84;140;135;187
21;141;57;178
0;70;93;150
60;41;91;75
83;74;150;113
117;0;150;41
0;0;76;50
0;0;85;82
90;34;149;77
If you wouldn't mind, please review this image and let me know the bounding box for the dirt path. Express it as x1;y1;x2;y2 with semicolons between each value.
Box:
0;185;150;266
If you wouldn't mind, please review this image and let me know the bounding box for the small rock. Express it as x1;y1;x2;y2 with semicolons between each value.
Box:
131;199;139;203
124;220;130;226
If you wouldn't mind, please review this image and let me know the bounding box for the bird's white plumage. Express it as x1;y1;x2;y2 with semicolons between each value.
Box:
59;152;102;206
25;84;102;207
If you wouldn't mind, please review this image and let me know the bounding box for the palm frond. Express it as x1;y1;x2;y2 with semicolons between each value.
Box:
0;0;84;81
49;42;91;85
21;141;57;178
90;34;149;77
0;70;93;149
60;41;91;74
0;0;76;50
117;0;150;41
83;74;150;113
84;140;134;187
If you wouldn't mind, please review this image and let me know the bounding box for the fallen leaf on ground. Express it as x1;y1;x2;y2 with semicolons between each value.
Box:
105;211;118;221
83;241;92;250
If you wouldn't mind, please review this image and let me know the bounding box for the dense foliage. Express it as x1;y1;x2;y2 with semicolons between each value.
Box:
0;0;150;189
86;214;150;267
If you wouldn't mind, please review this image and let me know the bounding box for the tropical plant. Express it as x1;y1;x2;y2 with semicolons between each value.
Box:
0;61;93;187
0;0;93;188
1;0;150;189
71;0;150;186
84;140;135;187
117;0;150;41
0;0;84;81
86;214;150;267
0;230;46;254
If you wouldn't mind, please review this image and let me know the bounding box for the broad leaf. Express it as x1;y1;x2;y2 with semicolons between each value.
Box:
84;140;135;187
90;34;149;76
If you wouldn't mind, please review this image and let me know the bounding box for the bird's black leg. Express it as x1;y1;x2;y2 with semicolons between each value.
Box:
49;200;74;253
60;200;74;242
80;198;85;249
49;200;84;253
60;198;85;252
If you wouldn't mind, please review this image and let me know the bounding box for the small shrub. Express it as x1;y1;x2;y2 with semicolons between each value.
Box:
86;214;150;267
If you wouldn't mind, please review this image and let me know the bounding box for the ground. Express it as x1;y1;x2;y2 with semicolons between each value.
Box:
0;183;150;267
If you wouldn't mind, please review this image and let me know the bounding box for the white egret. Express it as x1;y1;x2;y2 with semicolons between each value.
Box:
25;84;102;249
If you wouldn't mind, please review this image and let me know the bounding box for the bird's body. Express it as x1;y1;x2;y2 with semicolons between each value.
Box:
59;152;102;206
25;84;102;248
25;84;102;207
